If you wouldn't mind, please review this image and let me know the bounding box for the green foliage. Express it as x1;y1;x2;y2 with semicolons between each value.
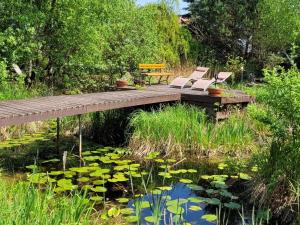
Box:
249;68;300;223
256;0;300;51
0;179;94;225
129;104;256;157
224;56;246;83
0;0;191;92
186;0;259;62
257;67;300;180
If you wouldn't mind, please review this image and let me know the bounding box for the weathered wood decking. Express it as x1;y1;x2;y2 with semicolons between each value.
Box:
0;85;254;127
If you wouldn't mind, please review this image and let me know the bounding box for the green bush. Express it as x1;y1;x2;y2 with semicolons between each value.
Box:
250;67;300;223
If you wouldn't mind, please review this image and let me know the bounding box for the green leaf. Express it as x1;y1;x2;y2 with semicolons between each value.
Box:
202;214;217;222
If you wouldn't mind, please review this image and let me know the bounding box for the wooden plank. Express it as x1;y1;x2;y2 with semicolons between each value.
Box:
0;91;180;127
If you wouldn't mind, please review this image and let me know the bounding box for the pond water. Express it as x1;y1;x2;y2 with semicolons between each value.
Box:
128;182;215;225
0;133;258;225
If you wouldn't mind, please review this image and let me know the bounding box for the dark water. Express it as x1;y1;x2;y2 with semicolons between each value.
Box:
128;183;215;225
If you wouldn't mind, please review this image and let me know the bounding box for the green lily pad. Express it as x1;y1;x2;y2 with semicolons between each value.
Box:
169;170;181;174
57;179;77;190
69;167;90;173
180;179;193;184
158;172;172;178
49;171;64;176
28;173;47;184
239;173;251;180
90;196;104;202
189;205;202;211
125;216;138;223
188;197;203;203
135;201;150;209
144;151;160;160
116;198;129;203
91;186;107;193
120;208;134;215
93;180;107;185
90;169;110;177
201;214;217;222
224;202;241;209
82;185;93;190
155;158;165;163
64;171;76;178
206;198;221;205
166;159;176;163
187;184;204;191
158;186;172;191
77;177;90;183
166;199;188;206
145;216;157;223
167;205;185;215
84;156;100;161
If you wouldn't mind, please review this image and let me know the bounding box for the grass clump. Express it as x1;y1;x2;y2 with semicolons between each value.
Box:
0;179;96;225
129;104;256;158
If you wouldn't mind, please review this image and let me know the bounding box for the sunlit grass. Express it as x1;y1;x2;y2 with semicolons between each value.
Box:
0;179;97;225
129;104;257;158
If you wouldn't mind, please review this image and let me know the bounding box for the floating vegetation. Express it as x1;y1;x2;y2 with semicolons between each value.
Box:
21;145;259;225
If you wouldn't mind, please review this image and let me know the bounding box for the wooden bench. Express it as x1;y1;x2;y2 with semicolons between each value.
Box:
138;64;173;85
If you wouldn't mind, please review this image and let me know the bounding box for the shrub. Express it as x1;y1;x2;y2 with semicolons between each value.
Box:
250;67;300;224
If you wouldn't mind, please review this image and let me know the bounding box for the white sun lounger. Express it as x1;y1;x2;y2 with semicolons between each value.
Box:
169;67;209;89
191;72;233;91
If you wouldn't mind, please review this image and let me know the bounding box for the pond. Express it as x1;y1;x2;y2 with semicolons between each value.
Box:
0;134;258;225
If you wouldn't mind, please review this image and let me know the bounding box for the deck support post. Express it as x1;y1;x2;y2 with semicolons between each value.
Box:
78;114;82;159
56;117;60;155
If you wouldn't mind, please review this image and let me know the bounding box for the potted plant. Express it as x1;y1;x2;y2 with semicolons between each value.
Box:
116;72;132;88
207;85;223;97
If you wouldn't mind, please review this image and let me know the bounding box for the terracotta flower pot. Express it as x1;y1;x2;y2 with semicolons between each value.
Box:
116;80;128;88
207;87;223;97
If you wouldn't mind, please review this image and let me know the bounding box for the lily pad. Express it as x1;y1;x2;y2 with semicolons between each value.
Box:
201;214;217;222
189;205;202;211
91;186;107;193
187;184;204;191
116;198;129;203
188;197;203;203
77;177;90;183
120;208;134;215
180;179;193;184
90;196;103;202
167;205;185;215
93;180;107;185
145;216;157;223
125;216;138;223
224;202;241;209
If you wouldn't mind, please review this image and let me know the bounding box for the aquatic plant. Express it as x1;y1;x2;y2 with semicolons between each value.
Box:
129;104;256;158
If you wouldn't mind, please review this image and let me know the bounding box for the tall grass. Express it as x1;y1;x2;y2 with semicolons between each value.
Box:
129;104;256;158
0;179;96;225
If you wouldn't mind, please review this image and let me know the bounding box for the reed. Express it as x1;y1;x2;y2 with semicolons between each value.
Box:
129;104;256;158
0;179;97;225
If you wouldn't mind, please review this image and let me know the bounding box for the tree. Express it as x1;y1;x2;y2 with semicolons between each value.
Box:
184;0;259;63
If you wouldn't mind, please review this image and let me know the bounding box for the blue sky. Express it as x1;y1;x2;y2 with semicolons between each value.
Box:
136;0;188;14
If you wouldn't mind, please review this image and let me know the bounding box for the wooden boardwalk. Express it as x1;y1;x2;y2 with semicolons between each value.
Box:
0;85;254;127
0;90;180;127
